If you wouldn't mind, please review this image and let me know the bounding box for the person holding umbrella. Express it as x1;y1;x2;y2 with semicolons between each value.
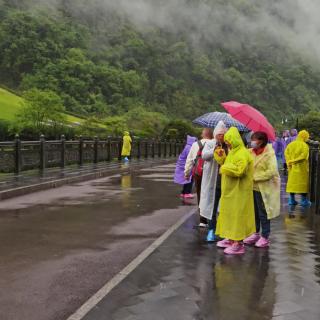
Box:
285;130;311;207
214;127;256;255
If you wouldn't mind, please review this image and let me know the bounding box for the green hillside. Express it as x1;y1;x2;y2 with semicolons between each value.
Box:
0;87;83;124
1;1;320;137
0;87;23;121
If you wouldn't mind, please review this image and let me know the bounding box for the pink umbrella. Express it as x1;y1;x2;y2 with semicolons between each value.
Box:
221;101;276;141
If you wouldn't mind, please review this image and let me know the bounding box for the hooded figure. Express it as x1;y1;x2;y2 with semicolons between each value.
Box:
121;131;132;157
285;130;311;206
215;127;256;254
287;129;298;145
199;121;227;221
252;144;281;220
174;135;197;185
272;137;285;169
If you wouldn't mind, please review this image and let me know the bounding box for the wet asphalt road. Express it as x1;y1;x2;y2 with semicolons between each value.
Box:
0;163;194;320
84;181;320;320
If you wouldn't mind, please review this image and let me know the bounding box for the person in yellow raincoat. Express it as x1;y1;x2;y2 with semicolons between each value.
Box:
285;130;311;207
214;127;256;255
121;131;132;161
243;132;281;248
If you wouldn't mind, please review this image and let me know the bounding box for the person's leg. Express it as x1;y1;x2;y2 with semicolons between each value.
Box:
300;193;311;207
184;181;193;194
181;184;188;195
194;175;202;205
207;188;221;242
254;192;270;248
289;193;298;205
244;191;261;244
254;191;261;234
194;175;206;226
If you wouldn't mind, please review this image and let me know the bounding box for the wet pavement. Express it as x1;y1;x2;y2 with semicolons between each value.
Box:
0;163;193;320
0;158;174;199
83;181;320;320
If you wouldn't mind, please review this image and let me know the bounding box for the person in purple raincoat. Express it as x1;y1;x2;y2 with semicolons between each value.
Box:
174;135;197;198
273;136;285;170
282;130;290;173
287;129;298;145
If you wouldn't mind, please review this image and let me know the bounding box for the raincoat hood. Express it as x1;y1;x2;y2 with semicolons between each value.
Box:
297;130;310;142
186;135;197;146
290;129;298;137
224;127;244;149
214;121;227;138
123;131;130;136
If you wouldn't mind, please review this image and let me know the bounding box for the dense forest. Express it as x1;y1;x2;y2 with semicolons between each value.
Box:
1;0;320;138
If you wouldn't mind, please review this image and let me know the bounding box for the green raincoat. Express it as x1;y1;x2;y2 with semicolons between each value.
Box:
215;127;256;241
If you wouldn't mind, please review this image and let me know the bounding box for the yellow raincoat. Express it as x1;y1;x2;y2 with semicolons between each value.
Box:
121;131;132;157
285;130;310;194
215;127;256;241
251;144;281;219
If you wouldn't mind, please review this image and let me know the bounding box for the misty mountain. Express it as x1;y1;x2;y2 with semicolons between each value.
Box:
1;0;320;124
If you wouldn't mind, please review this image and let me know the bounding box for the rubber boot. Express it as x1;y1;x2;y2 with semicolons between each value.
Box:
206;229;216;242
300;195;311;208
288;193;298;206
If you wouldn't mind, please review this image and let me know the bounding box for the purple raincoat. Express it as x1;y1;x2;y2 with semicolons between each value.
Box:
174;135;197;185
286;129;298;145
273;137;285;164
273;137;285;156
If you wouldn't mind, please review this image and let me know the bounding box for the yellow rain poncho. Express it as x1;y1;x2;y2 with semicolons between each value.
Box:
251;144;281;219
285;130;310;194
215;127;256;241
121;131;132;157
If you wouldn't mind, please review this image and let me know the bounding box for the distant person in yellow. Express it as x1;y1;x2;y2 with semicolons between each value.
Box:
121;131;132;162
214;127;256;255
244;132;280;248
285;130;311;207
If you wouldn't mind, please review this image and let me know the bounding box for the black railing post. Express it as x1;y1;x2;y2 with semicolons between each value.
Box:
40;134;46;171
107;137;111;161
61;134;66;168
145;140;148;158
169;140;172;157
14;134;21;175
94;136;99;164
152;139;155;158
79;135;84;166
158;140;161;158
118;138;122;161
164;140;167;158
137;139;141;159
174;140;177;157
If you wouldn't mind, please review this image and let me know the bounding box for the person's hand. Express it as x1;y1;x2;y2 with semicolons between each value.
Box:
185;174;190;180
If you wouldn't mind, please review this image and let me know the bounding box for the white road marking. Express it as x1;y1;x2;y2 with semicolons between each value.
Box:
66;208;196;320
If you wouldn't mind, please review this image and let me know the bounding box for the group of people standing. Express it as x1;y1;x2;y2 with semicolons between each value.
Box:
174;123;311;255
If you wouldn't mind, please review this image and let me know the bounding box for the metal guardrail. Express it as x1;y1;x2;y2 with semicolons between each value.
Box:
0;135;184;174
309;140;320;214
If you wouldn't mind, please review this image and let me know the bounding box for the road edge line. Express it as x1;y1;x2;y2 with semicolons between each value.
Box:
66;208;196;320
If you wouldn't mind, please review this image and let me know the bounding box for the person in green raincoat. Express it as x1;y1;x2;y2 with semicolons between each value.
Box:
121;131;132;161
285;130;311;207
214;127;256;255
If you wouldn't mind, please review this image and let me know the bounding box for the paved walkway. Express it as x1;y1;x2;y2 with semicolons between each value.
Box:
83;181;320;320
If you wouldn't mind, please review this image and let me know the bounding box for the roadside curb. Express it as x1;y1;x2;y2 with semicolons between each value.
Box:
0;159;175;200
